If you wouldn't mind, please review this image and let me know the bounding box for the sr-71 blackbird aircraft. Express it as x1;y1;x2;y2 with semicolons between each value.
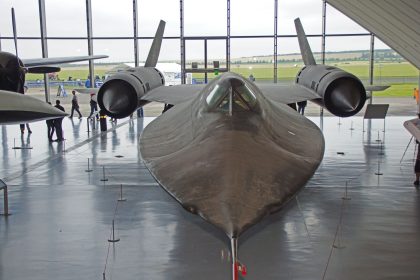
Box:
0;7;107;125
98;19;374;279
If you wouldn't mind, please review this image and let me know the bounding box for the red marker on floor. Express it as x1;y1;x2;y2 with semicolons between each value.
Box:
238;262;247;276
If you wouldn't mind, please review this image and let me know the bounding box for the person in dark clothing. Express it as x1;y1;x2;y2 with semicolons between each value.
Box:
46;102;55;142
414;114;420;186
69;90;82;118
162;104;174;113
54;100;65;141
287;103;297;111
20;86;32;134
297;100;307;115
414;143;420;186
88;94;99;120
137;107;144;118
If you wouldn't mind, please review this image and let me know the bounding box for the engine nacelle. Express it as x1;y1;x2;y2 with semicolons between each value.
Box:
0;51;25;93
295;65;366;117
97;67;165;118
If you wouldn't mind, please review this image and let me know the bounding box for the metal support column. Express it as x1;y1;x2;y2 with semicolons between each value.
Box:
320;0;327;117
0;179;9;216
204;39;208;83
321;0;327;64
133;0;139;67
86;0;94;88
226;0;231;71
180;0;186;84
369;33;375;104
38;0;50;102
0;33;2;51
274;0;278;83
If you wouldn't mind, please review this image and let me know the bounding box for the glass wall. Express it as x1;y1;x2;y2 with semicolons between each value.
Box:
231;0;273;36
326;5;366;34
136;38;180;64
325;36;370;83
373;38;419;98
231;38;273;82
207;39;227;69
93;39;133;63
276;37;303;83
138;0;179;37
185;40;204;62
0;0;41;37
1;0;414;107
48;39;88;57
47;39;89;93
155;39;180;63
0;39;42;58
45;0;87;37
185;0;227;36
91;0;133;37
278;0;322;34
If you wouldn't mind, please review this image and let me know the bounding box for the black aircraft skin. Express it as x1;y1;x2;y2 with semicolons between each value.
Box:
98;18;373;279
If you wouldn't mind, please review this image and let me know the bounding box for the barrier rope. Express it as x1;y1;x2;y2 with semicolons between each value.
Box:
322;197;346;280
101;167;124;280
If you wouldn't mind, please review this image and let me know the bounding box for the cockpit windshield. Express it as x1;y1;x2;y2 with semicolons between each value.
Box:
206;78;258;114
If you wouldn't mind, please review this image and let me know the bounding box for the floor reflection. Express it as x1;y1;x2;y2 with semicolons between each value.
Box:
0;116;419;279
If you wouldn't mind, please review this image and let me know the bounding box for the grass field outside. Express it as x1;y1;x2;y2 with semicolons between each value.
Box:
25;61;419;97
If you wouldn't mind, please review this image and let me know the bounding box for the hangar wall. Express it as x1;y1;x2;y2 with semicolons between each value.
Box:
0;0;416;98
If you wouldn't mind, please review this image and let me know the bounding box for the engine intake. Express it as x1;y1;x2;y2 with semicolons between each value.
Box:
296;65;366;117
98;67;165;118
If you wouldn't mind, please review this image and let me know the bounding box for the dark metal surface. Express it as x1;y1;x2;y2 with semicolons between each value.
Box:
180;0;185;84
37;0;50;102
0;90;67;124
144;21;166;68
141;73;325;238
22;55;108;67
274;0;278;82
85;0;94;91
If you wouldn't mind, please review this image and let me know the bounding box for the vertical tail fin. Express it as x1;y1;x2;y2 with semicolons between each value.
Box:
144;20;166;67
11;8;19;58
294;18;316;66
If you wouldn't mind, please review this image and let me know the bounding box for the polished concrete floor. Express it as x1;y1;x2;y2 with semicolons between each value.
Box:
0;115;419;280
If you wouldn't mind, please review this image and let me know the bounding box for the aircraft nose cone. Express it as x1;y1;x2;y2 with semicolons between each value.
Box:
98;80;137;118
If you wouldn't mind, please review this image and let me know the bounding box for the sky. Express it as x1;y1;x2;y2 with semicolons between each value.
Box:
0;0;391;63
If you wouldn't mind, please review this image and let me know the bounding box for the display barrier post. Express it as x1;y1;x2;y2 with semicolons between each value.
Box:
0;179;11;216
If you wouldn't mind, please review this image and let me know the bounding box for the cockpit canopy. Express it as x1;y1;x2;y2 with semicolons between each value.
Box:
205;77;259;114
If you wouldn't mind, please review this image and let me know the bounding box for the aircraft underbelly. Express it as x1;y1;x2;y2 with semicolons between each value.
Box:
0;111;61;124
0;90;67;124
141;101;324;237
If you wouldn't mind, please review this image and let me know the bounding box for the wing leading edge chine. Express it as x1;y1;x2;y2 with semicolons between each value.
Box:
141;84;205;104
22;55;108;67
257;84;320;104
